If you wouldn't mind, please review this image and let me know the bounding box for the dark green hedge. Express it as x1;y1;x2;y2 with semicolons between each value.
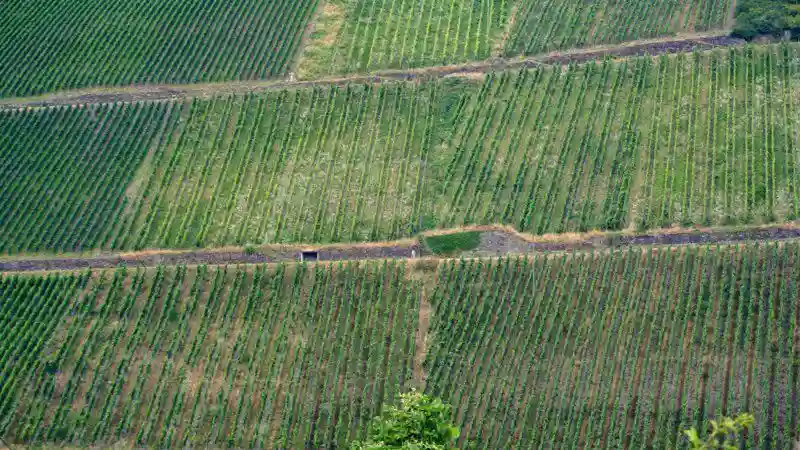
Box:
733;0;800;38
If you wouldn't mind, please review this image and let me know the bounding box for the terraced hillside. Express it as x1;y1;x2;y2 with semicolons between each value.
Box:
0;0;734;93
504;0;731;56
2;241;799;448
0;261;420;448
297;0;733;77
0;0;319;97
2;44;799;254
1;1;796;449
427;244;800;448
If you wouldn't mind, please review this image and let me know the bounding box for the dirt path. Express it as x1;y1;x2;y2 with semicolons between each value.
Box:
472;222;800;253
413;291;432;387
0;32;742;111
0;240;423;273
727;0;738;31
2;223;800;273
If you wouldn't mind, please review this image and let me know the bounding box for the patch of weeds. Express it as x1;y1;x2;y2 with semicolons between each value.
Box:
423;231;481;256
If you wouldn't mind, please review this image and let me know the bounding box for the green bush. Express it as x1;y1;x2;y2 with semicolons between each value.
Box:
684;413;755;449
350;391;460;450
733;0;800;38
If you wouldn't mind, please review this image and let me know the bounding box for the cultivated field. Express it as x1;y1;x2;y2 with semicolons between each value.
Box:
0;261;420;448
2;44;800;254
0;0;735;93
296;0;512;78
297;0;732;77
0;0;318;97
505;0;732;57
0;102;174;253
426;244;800;448
2;1;793;449
2;241;798;447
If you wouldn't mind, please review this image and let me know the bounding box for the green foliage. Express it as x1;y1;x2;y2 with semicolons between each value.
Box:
733;0;800;38
684;413;756;449
508;0;729;56
297;0;512;77
3;262;420;448
0;0;317;96
6;45;800;254
350;391;460;450
423;232;481;256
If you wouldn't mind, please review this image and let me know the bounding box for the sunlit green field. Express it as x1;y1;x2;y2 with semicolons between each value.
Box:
2;44;799;254
297;0;732;77
3;241;798;448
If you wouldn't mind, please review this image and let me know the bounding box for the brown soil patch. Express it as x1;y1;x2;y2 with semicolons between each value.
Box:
318;4;343;47
266;331;301;445
494;5;519;56
143;354;167;401
727;0;737;30
646;252;687;445
679;0;696;32
444;71;486;81
185;363;205;397
294;1;345;79
53;371;70;399
413;292;432;387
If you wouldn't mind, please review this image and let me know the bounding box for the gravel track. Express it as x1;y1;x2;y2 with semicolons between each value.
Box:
0;243;423;273
2;224;799;273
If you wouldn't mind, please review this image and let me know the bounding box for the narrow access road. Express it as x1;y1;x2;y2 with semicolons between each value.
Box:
0;32;743;111
2;223;799;273
475;224;800;254
0;241;424;273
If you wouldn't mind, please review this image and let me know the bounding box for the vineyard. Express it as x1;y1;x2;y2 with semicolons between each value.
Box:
3;0;797;449
425;242;800;448
0;261;420;448
297;0;733;77
0;0;736;93
0;102;173;254
2;44;800;254
0;0;318;97
505;0;732;57
2;241;798;447
296;0;512;78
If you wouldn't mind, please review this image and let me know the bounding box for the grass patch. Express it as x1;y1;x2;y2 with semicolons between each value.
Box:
423;231;481;256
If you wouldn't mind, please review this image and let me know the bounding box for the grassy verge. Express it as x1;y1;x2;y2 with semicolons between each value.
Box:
422;231;481;256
